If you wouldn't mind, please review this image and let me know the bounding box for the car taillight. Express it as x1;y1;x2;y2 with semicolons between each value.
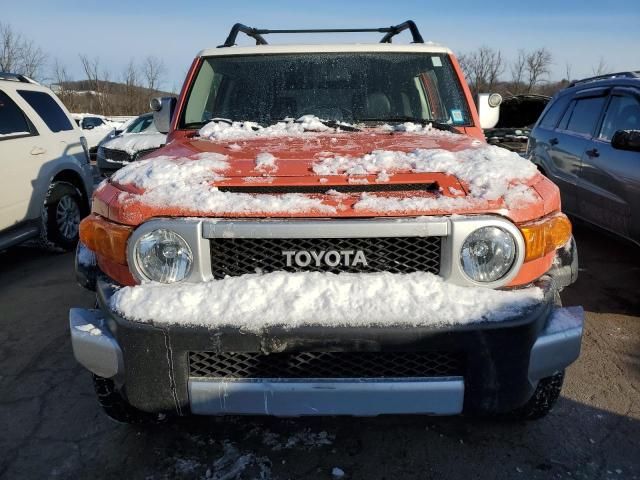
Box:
519;213;572;262
79;214;132;265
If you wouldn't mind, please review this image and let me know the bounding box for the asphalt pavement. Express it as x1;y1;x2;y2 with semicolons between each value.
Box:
0;222;638;480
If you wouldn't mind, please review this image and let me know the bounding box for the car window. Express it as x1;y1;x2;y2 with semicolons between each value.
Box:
82;117;105;129
598;95;640;141
539;95;570;129
124;116;145;133
557;101;575;131
17;90;74;133
0;90;34;138
563;96;606;136
127;115;154;133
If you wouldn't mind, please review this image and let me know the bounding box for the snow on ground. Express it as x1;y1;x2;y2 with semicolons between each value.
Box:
111;153;335;215
101;132;166;155
168;427;334;480
76;244;96;267
171;442;272;480
209;442;271;480
111;271;543;331
259;429;334;451
332;467;346;478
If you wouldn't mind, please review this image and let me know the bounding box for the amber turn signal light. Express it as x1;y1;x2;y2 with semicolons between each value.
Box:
79;214;133;265
519;213;572;262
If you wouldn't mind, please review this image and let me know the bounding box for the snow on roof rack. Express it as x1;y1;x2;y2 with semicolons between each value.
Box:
0;72;37;83
218;20;425;48
569;71;640;87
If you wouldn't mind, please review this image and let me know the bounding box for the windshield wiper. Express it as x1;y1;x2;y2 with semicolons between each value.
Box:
285;117;361;132
358;117;461;133
315;119;361;132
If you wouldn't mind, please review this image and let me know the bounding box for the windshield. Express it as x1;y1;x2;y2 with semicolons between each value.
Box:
126;114;157;133
181;52;471;128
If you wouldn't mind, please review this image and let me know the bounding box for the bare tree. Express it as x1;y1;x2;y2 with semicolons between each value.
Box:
525;48;553;93
0;22;46;79
591;57;609;76
510;50;527;94
564;61;573;82
17;37;45;79
79;54;111;114
51;59;77;111
458;46;504;97
0;22;21;72
142;55;165;92
121;59;149;113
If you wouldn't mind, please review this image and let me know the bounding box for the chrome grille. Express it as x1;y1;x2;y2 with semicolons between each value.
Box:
209;236;442;279
189;351;464;379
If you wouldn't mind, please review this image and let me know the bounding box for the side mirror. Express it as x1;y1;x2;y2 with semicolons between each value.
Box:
477;93;502;129
84;125;94;130
611;130;640;152
151;96;177;134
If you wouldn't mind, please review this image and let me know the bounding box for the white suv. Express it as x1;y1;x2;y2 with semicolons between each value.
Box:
71;113;117;154
0;73;93;251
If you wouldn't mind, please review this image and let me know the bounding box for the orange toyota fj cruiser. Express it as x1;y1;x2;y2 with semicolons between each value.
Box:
70;21;582;423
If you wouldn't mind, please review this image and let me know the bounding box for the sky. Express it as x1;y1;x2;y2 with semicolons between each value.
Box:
3;0;639;92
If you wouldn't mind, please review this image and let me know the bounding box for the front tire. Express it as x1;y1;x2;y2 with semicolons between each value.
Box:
508;371;565;420
40;181;85;251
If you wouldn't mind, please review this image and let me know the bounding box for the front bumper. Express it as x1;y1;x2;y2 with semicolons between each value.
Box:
70;276;583;417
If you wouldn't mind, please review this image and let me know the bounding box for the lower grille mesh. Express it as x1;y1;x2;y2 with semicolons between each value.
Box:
189;351;464;379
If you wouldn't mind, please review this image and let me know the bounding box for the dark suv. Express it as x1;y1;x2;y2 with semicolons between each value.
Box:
528;72;640;245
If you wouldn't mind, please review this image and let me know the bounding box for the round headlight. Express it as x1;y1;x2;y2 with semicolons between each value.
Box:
134;229;193;283
460;227;516;283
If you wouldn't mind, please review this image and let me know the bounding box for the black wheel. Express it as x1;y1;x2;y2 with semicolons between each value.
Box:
508;371;565;420
40;181;86;251
93;375;166;425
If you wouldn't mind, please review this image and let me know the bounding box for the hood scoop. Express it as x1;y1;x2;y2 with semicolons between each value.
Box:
216;182;440;194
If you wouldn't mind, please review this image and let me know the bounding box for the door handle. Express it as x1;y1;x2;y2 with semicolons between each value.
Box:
30;146;46;155
586;148;600;158
549;138;559;146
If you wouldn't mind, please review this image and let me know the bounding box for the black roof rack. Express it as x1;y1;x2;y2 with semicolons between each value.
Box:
218;20;424;48
569;71;640;87
0;72;35;83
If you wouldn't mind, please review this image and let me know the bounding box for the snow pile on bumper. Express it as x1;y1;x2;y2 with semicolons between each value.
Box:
110;271;543;331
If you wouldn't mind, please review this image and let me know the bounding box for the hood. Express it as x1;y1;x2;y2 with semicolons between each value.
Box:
102;132;167;155
160;129;478;179
94;128;560;225
494;95;551;129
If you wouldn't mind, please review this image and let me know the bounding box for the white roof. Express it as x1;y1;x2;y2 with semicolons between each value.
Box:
198;42;452;58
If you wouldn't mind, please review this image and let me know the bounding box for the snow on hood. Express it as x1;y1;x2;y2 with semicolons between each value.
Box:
111;153;334;214
102;132;166;155
108;138;540;216
313;144;538;202
111;271;543;331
